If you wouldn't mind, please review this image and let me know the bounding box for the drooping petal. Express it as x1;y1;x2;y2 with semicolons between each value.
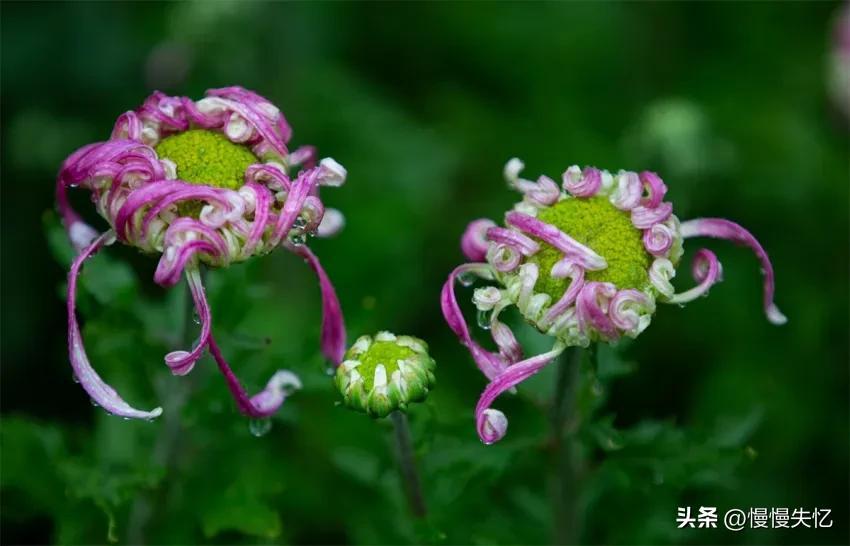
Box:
441;264;510;380
207;336;298;418
680;218;786;324
461;219;497;262
290;245;346;365
667;248;722;304
474;341;567;444
163;267;211;376
67;231;163;420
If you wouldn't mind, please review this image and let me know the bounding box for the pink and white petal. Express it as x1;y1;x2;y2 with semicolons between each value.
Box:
290;245;346;365
680;218;786;324
163;267;211;376
474;342;567;444
67;232;163;420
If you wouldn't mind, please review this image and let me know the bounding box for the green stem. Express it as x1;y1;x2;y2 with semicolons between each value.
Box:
126;274;199;544
551;347;583;545
391;410;427;518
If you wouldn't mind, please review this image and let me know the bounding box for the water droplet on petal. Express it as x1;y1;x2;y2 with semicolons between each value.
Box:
477;309;491;330
293;215;307;229
192;311;201;324
458;271;476;287
325;365;336;376
90;399;99;407
249;418;272;437
288;233;306;246
72;374;80;384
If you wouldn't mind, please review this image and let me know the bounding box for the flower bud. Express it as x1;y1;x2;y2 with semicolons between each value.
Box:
334;332;436;418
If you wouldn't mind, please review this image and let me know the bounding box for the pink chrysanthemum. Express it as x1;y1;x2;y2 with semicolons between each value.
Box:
442;158;786;444
57;86;346;420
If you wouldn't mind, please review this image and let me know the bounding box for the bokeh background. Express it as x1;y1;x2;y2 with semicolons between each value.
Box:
2;2;848;545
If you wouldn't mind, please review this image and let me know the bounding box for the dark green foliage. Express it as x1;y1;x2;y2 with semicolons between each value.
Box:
1;3;847;544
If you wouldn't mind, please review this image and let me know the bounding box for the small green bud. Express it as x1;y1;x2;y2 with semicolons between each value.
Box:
334;331;436;418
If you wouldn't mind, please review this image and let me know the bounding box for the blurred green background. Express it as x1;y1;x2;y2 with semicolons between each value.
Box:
1;2;848;545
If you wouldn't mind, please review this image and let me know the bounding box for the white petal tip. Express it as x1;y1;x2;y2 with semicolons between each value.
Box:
766;304;787;326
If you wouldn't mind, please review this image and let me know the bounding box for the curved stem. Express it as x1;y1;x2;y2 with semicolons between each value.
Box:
550;347;583;545
391;411;426;518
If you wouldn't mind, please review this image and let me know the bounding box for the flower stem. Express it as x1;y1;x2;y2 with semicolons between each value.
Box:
550;347;583;545
390;410;427;518
127;274;199;544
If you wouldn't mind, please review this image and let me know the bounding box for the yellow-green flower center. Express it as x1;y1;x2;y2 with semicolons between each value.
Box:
155;129;257;190
351;341;417;392
526;197;650;299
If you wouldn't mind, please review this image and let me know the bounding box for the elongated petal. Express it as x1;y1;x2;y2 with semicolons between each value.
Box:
441;264;509;380
67;232;163;419
506;211;607;270
207;335;298;418
163;268;211;375
680;218;786;324
486;226;539;256
474;342;566;444
291;245;346;365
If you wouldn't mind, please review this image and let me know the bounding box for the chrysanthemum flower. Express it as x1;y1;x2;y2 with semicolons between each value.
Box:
442;158;786;444
56;86;346;420
335;332;436;418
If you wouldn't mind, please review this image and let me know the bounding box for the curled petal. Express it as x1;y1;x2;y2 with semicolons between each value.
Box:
207;336;295;418
248;370;302;415
649;258;676;299
488;243;522;272
474;342;566;444
680;218;786;324
506;211;607;270
316;208;346;238
631;202;673;229
478;409;508;445
491;319;522;364
639;171;668;209
562;166;602;197
503;157;525;183
67;232;163;419
667;249;722;304
542;260;585;326
643;223;674;257
609;171;643;211
473;286;502;311
461;219;497;261
609;289;655;337
291;245;346;365
575;282;618;339
441;264;509;380
486;226;539;256
163;268;211;375
317;157;347;187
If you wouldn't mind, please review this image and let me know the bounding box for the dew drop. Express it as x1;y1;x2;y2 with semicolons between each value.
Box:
325;366;336;377
458;271;476;287
293;215;307;229
192;311;201;324
288;233;306;246
72;374;80;384
249;418;272;437
90;399;99;407
477;309;491;330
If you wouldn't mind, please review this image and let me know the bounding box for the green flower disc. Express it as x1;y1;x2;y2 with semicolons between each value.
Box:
155;129;257;190
526;197;650;300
